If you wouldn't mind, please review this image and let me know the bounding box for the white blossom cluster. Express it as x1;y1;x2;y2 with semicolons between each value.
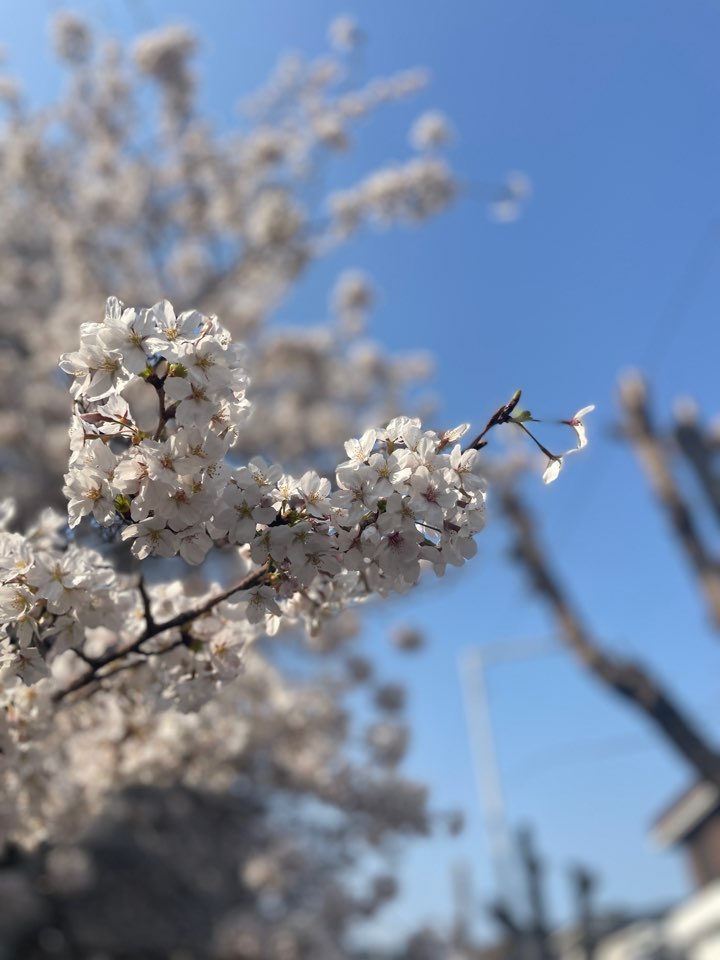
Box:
0;15;545;954
0;642;440;956
410;110;454;151
328;157;456;237
56;298;485;628
0;501;138;687
60;297;251;563
0;291;591;715
0;15;470;526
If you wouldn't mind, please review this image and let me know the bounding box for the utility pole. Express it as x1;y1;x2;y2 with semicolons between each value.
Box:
459;646;514;904
517;827;553;960
459;639;560;906
570;866;597;960
451;861;473;951
488;898;525;960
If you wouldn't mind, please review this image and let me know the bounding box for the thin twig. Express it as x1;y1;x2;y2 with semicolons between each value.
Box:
465;390;522;452
137;574;156;632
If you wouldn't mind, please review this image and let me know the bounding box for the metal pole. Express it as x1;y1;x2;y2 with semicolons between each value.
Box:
459;640;561;906
459;647;516;902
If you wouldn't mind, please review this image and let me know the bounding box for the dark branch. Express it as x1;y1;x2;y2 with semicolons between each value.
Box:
54;562;270;703
620;374;720;627
465;389;523;452
137;574;156;632
500;483;720;789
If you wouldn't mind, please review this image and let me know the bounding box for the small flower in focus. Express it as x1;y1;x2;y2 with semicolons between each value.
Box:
542;457;563;485
563;404;595;450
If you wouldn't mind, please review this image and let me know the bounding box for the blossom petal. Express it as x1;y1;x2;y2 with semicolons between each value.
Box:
542;458;563;484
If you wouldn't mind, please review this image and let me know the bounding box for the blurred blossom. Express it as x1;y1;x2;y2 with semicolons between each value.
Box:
329;157;456;236
246;189;305;248
133;23;196;120
52;11;93;63
392;624;425;652
490;170;533;223
366;721;410;766
0;13;534;955
332;269;375;335
133;23;196;81
346;654;374;683
410;110;454;151
0;75;21;107
242;853;287;893
332;269;375;314
374;682;407;712
372;873;398;901
313;111;349;150
505;170;533;200
328;15;363;52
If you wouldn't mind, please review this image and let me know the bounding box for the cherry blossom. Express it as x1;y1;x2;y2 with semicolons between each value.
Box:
564;403;596;450
0;16;592;953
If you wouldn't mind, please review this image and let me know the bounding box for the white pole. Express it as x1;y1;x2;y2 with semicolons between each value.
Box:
459;646;517;902
459;639;560;908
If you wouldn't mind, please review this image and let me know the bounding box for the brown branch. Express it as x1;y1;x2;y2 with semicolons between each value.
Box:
465;389;523;452
64;637;189;704
147;372;169;442
674;414;720;528
500;484;720;789
136;574;156;632
54;562;270;703
620;374;720;627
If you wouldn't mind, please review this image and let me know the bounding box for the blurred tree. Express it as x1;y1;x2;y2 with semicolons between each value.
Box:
0;11;462;524
500;376;720;790
0;11;524;959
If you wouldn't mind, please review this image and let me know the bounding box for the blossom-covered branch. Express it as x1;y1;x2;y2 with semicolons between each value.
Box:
0;13;546;954
0;297;592;705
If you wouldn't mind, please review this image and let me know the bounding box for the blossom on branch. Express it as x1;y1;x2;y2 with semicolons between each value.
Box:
0;16;567;952
564;404;595;450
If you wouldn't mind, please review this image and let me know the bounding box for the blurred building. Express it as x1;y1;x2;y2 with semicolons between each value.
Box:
354;788;720;960
651;782;720;960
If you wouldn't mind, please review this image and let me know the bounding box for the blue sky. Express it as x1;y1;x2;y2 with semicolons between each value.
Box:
7;0;720;945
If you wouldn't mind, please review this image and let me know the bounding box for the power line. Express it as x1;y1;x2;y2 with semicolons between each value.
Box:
643;216;720;376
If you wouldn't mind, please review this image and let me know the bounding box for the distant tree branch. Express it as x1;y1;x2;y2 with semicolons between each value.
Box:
500;484;720;789
620;374;720;627
674;411;720;527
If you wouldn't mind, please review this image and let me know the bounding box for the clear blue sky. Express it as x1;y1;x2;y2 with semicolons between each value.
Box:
8;0;720;946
